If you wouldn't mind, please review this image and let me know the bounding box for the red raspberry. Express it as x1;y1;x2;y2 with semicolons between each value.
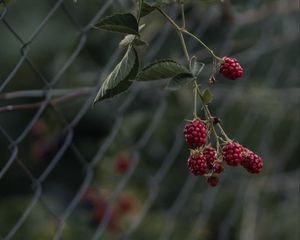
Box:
207;176;219;187
203;146;217;167
115;155;130;173
222;142;243;166
118;196;134;213
187;153;208;176
184;119;208;149
219;57;243;80
212;163;223;174
241;149;263;173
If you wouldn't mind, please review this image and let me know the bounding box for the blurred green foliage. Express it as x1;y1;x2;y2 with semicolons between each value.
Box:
0;0;299;239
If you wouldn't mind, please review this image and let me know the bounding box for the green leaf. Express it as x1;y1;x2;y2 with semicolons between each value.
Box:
136;59;191;81
94;46;139;104
190;58;205;80
119;34;148;48
140;2;156;17
94;13;139;35
202;88;214;104
166;73;194;91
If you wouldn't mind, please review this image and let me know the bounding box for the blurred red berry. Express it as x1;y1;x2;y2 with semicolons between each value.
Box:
219;57;243;80
115;155;130;173
118;196;134;213
93;202;120;233
31;141;55;161
207;176;219;187
82;186;98;206
31;120;47;137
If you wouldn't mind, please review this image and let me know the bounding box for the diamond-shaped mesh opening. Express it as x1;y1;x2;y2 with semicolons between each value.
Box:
0;0;299;239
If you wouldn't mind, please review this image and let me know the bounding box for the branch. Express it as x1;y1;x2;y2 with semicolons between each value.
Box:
0;88;92;114
0;87;93;99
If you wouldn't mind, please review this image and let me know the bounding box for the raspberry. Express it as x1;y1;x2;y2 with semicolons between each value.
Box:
118;196;134;213
207;176;219;187
241;149;263;173
222;142;244;166
212;163;223;174
203;146;217;167
184;119;208;149
187;153;208;176
115;155;130;173
219;57;243;80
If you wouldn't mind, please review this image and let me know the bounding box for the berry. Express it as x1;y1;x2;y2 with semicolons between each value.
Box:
212;163;223;174
31;140;55;161
118;196;134;213
184;119;208;149
187;153;208;176
219;57;243;80
207;176;219;187
241;149;263;173
115;155;130;173
31;120;47;137
222;142;244;166
203;146;217;167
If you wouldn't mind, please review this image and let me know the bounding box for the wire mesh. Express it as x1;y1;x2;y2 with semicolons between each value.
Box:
0;0;299;239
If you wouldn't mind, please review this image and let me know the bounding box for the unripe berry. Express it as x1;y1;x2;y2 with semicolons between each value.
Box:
241;149;263;173
212;162;223;174
187;153;208;176
222;142;243;166
207;176;219;187
184;119;208;149
219;57;243;80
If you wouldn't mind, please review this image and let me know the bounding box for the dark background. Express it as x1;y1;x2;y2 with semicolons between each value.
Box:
0;0;299;239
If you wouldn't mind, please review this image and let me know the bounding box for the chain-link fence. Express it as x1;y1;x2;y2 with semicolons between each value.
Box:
0;0;299;239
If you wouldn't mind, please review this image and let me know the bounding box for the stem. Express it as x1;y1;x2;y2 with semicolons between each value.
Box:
0;88;92;99
179;3;189;61
216;123;232;142
179;31;190;61
156;7;181;31
156;7;190;61
137;0;143;22
0;89;89;114
182;30;223;61
195;84;231;143
180;3;186;29
193;81;197;118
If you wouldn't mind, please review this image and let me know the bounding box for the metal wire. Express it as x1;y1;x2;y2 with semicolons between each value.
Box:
0;0;299;239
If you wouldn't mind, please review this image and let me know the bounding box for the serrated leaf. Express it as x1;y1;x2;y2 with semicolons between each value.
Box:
94;46;139;103
95;13;139;35
136;59;191;81
190;58;205;80
166;73;194;91
202;88;214;104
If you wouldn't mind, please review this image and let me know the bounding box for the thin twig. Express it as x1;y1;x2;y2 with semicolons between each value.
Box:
0;89;91;113
0;87;93;100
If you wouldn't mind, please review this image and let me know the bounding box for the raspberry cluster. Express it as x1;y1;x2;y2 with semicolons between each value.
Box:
219;57;243;80
184;119;263;187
